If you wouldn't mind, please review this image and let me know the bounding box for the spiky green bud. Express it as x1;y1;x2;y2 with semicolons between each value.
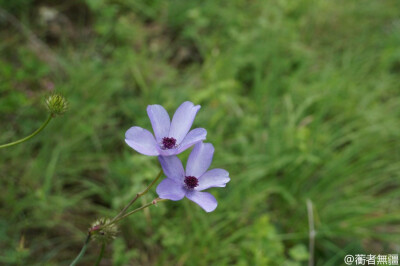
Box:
45;93;68;116
89;218;118;244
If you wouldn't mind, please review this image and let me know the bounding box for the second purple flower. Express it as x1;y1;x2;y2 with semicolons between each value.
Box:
156;142;230;212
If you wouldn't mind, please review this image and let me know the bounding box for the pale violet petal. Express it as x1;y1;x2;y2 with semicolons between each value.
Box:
156;178;185;201
186;191;218;212
157;148;178;157
125;126;159;156
186;142;214;177
196;169;230;191
176;128;207;154
169;101;201;143
147;104;171;142
158;156;185;183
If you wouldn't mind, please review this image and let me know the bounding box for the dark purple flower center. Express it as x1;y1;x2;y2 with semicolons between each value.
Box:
184;176;199;189
161;137;177;150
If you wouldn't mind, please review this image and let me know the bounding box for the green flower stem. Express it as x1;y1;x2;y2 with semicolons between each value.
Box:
108;198;167;227
71;198;167;265
95;243;105;266
70;233;91;266
111;170;163;222
71;172;165;265
0;114;52;149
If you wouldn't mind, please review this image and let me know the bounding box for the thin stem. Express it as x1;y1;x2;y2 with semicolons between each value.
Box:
111;170;162;222
0;114;52;149
72;172;164;264
70;233;91;266
108;198;167;227
95;243;105;266
307;199;316;266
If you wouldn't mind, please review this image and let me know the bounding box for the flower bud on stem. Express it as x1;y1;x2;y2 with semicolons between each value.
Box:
70;170;166;266
0;93;68;149
45;93;68;116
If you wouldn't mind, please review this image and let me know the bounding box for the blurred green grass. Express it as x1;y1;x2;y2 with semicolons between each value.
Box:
1;0;400;265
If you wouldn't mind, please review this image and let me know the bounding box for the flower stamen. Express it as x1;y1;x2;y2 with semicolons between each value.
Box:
161;137;177;150
184;176;199;189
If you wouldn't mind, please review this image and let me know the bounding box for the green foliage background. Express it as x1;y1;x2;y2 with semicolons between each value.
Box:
1;0;400;265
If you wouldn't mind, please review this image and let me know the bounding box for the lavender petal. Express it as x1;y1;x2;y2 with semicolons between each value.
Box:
169;101;201;143
186;142;214;178
186;191;218;212
158;155;185;183
156;178;185;201
125;126;159;156
196;169;230;191
175;128;207;154
147;104;171;142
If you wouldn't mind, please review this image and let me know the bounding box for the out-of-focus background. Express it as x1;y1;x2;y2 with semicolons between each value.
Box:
1;0;400;265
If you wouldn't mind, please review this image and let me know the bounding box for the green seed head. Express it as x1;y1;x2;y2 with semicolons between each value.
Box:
90;218;118;244
45;93;68;116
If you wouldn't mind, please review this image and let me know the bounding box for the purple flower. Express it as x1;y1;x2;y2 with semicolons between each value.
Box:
156;142;230;212
125;101;207;156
